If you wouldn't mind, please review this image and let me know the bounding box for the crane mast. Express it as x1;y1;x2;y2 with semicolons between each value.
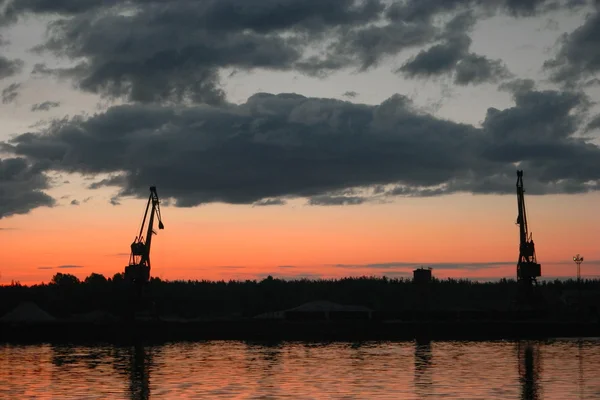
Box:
515;171;541;299
125;186;165;287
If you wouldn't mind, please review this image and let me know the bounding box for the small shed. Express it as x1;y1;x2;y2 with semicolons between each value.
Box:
413;267;432;284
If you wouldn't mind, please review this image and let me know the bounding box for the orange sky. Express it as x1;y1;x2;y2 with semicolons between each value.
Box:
1;182;599;285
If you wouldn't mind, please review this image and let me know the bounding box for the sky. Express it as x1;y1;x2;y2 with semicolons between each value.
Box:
1;0;600;285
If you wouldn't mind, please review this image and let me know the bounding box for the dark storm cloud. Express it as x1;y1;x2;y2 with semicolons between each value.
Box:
0;56;23;80
398;12;511;85
31;101;61;112
0;157;54;218
544;6;600;85
453;53;512;85
28;0;385;104
587;114;600;131
2;0;111;15
18;0;585;104
399;35;471;78
3;88;599;208
1;82;20;103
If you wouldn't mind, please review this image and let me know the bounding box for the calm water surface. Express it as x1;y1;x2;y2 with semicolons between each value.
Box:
1;339;599;399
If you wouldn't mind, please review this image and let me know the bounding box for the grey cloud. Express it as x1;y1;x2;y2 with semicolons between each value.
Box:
322;19;438;72
333;261;514;270
544;7;600;85
29;0;385;104
0;57;23;80
454;53;512;85
11;0;585;101
498;78;536;94
587;114;600;131
0;157;55;218
38;264;84;270
31;101;61;112
397;13;511;85
585;78;600;86
385;0;571;22
308;195;367;206
399;35;472;78
70;199;79;205
343;91;358;98
253;198;286;206
4;0;580;23
3;0;111;16
3;89;600;209
2;82;20;103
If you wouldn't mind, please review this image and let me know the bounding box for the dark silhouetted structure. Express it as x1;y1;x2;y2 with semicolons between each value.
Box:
413;267;432;285
515;171;541;308
413;267;432;318
125;186;165;310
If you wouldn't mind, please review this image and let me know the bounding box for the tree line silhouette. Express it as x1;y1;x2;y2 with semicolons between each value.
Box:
0;273;598;320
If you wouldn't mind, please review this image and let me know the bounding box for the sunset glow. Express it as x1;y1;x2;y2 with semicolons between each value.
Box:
1;2;600;285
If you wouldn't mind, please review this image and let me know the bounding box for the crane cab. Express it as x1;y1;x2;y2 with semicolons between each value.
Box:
131;241;146;256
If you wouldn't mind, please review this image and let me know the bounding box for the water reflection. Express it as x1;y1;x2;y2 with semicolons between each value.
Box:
1;339;599;398
129;345;151;400
577;339;584;400
244;341;283;399
414;339;433;399
517;342;541;400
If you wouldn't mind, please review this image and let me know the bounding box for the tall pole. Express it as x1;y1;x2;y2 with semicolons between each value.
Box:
573;254;584;314
573;254;583;283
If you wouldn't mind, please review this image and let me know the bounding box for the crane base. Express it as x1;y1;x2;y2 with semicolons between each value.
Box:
124;264;150;285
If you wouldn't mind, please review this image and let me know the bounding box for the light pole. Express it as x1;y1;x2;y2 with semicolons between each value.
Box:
573;254;584;283
573;254;584;314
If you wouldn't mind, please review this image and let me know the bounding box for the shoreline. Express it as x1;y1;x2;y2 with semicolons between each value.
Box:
1;320;598;344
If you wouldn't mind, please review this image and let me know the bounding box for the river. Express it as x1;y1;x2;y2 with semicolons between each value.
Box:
1;339;599;399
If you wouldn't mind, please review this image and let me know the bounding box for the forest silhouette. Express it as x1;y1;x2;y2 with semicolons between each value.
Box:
1;272;598;320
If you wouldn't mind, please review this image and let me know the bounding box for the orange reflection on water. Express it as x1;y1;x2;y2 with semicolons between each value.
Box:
0;340;599;399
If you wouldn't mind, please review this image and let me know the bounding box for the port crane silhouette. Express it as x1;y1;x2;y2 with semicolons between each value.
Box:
125;186;165;299
515;170;541;306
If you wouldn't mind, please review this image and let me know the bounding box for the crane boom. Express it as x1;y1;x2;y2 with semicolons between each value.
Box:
125;186;165;286
515;170;541;287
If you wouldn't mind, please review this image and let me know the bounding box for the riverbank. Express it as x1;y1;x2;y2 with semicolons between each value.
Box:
1;319;598;344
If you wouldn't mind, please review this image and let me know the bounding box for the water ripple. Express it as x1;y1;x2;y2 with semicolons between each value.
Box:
0;339;599;399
